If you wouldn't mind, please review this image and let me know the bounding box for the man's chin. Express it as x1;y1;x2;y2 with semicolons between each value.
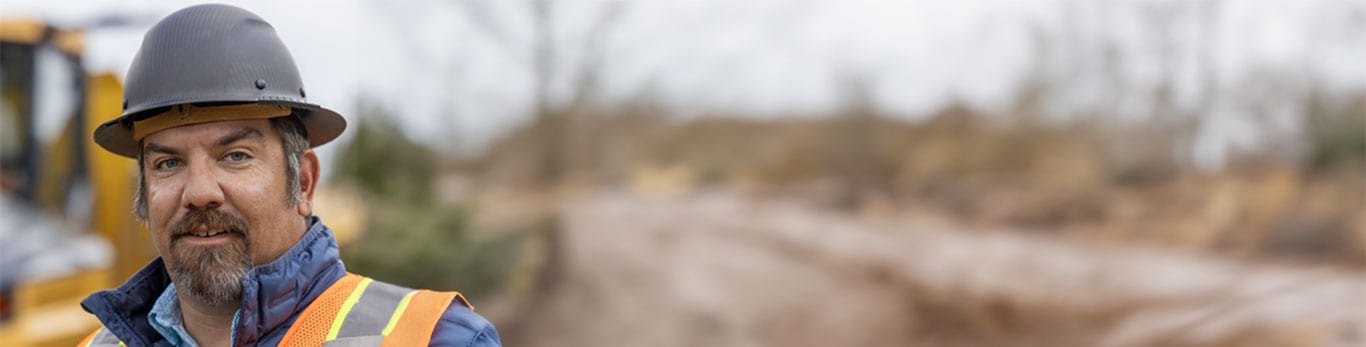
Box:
167;238;252;305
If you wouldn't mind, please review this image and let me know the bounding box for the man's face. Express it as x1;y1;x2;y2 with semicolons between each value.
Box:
141;118;309;305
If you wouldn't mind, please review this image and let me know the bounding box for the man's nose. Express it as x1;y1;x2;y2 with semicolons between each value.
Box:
181;159;224;209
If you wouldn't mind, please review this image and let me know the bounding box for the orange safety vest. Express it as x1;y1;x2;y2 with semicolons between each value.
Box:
78;273;471;346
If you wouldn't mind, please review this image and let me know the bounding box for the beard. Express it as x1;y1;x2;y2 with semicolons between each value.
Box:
166;207;252;306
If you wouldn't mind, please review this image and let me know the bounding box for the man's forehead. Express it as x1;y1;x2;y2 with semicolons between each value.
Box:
132;103;292;140
141;119;274;148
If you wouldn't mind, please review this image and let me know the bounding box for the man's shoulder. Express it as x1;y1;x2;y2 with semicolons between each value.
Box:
432;297;501;346
352;276;500;346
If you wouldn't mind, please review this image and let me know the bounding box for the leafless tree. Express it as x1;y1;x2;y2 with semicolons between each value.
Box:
456;0;632;187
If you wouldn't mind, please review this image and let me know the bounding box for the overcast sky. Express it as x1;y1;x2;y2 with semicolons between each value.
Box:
3;0;1364;168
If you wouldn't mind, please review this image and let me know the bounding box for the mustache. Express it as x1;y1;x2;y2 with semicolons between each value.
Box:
170;207;249;238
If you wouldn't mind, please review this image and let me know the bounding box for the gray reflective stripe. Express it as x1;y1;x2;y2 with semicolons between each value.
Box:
334;280;413;339
88;328;122;346
322;335;385;347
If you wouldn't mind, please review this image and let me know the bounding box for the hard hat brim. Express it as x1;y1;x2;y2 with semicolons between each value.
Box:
93;101;347;159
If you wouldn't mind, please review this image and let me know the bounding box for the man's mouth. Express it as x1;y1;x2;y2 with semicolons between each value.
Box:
175;229;241;247
169;209;250;244
175;224;242;243
190;229;228;237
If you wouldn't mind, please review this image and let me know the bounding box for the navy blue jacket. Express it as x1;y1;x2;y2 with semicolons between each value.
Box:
80;217;500;346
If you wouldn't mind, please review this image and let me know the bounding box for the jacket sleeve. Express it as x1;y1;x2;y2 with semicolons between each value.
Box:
428;301;502;347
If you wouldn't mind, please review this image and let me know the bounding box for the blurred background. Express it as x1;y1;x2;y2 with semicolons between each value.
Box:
1;0;1363;346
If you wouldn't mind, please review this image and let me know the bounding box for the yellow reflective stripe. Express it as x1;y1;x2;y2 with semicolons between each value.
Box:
119;342;126;347
381;291;418;336
327;277;374;340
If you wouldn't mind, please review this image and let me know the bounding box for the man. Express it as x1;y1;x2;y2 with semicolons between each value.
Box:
78;4;500;346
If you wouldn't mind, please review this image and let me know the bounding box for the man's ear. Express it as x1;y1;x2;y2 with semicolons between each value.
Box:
297;149;320;217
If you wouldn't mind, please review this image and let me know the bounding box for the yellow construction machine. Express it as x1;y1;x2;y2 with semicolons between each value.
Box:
0;19;155;346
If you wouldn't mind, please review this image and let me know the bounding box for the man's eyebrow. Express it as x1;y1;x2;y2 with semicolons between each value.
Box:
216;127;265;147
142;142;180;158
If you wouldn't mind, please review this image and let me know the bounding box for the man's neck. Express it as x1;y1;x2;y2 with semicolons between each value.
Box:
178;296;237;347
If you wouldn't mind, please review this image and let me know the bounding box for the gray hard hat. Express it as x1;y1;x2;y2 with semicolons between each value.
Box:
93;3;346;158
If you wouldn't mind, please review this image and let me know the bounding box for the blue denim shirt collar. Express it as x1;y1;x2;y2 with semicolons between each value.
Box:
148;284;245;347
147;284;196;347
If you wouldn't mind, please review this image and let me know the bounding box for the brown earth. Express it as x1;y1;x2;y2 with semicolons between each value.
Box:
489;191;1364;347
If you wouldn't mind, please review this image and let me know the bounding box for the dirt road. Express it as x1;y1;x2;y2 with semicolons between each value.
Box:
498;191;1364;347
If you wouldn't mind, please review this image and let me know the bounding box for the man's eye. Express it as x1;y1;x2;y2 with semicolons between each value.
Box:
154;158;181;170
225;152;250;162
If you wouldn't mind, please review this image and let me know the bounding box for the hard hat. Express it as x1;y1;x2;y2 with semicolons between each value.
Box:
92;4;346;158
